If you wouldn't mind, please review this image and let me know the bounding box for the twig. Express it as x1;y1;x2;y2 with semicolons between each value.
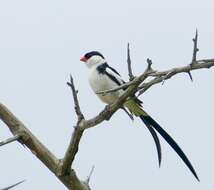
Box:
96;80;133;95
138;59;214;96
127;43;135;81
187;71;193;82
146;58;153;71
0;135;20;147
189;29;199;80
59;75;87;176
0;180;25;190
67;75;84;121
192;29;199;63
85;165;95;184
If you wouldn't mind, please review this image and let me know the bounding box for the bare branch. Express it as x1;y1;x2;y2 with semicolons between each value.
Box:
58;76;87;176
0;103;89;190
67;75;84;121
192;29;199;63
97;58;214;97
127;43;135;81
59;125;84;176
138;59;214;96
57;67;145;175
85;165;95;184
1;32;213;190
0;135;20;147
96;80;133;95
0;180;25;190
83;72;149;129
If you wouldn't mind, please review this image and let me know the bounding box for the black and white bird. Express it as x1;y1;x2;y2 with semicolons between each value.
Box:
80;51;199;181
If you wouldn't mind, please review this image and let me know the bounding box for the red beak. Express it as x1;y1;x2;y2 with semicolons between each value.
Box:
80;56;87;62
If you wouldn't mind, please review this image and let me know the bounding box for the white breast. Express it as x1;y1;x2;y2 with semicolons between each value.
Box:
88;68;123;104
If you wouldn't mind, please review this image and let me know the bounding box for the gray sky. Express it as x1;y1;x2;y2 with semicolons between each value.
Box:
0;0;214;189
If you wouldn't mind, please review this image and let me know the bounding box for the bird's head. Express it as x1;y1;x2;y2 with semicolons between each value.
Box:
80;51;106;68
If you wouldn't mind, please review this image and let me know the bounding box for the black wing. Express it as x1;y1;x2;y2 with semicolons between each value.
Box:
97;63;125;86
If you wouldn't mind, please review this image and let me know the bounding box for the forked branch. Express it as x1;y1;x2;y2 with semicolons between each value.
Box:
0;103;88;190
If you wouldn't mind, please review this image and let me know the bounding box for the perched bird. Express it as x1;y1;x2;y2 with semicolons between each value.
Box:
80;51;199;181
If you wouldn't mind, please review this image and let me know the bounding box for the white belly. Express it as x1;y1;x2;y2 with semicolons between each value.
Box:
89;69;123;104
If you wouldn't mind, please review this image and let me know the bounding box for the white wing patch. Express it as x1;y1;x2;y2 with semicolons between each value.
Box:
105;67;125;86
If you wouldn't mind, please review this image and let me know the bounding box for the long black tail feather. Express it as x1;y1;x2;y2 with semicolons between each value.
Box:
140;116;162;167
140;115;199;181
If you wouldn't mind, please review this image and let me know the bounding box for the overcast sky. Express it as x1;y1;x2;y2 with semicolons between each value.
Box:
0;0;214;189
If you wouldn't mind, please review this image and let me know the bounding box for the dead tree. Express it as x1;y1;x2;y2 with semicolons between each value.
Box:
0;31;213;190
